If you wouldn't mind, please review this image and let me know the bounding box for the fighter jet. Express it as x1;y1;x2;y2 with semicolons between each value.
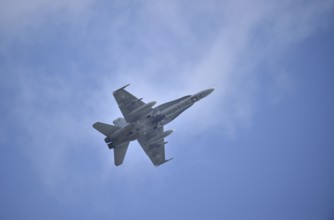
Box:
93;84;214;166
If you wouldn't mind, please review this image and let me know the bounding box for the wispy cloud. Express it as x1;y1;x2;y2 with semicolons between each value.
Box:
0;0;93;31
95;0;334;137
1;0;333;206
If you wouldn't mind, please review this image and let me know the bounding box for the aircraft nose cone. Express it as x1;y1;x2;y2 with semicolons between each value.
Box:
207;88;215;95
202;88;215;97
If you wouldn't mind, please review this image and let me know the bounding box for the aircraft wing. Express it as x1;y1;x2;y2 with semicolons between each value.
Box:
137;127;169;166
113;85;147;123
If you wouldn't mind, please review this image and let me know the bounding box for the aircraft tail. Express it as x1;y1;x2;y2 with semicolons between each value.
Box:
93;122;129;165
93;122;119;136
114;142;129;166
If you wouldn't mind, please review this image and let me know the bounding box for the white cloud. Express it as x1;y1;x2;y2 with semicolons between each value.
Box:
3;0;333;205
0;0;93;29
97;0;334;137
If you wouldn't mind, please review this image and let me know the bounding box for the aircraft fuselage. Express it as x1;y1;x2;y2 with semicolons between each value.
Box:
151;88;214;127
93;86;214;166
105;88;214;148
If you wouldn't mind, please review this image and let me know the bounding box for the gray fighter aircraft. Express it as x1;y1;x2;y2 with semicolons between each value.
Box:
93;84;214;166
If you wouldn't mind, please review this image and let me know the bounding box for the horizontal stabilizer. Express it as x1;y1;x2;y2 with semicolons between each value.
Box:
114;142;129;166
93;122;119;136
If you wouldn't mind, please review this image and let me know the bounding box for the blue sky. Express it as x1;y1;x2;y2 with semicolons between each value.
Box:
1;0;334;219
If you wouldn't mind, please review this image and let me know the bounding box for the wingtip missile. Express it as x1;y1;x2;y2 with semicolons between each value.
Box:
155;158;174;167
113;84;130;93
166;158;173;162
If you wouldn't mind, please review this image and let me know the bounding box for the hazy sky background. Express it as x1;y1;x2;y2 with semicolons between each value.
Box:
1;0;334;219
